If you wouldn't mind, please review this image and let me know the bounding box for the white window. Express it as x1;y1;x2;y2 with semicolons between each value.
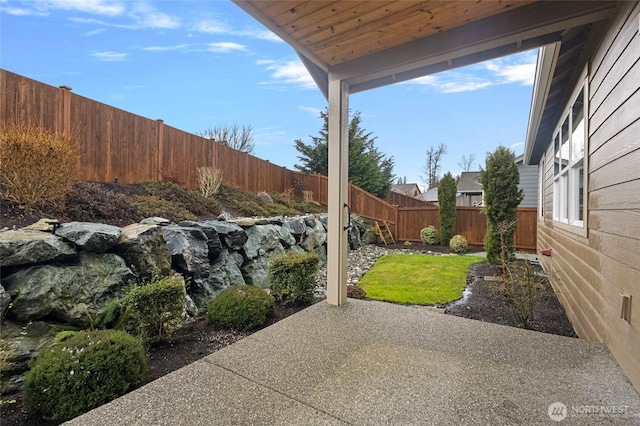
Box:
552;77;586;228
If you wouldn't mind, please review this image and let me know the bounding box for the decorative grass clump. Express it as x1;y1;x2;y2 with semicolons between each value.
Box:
357;254;483;305
23;329;147;421
208;285;275;332
269;251;320;306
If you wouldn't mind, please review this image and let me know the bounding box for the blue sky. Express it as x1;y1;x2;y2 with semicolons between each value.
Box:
1;0;537;189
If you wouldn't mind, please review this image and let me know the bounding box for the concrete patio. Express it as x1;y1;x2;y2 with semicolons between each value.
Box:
67;299;640;425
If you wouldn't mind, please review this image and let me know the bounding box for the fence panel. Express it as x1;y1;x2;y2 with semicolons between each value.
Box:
1;70;61;132
514;208;537;250
387;191;431;207
396;207;440;241
454;207;487;246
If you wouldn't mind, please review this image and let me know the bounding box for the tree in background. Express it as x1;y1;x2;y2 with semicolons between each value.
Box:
294;109;395;199
437;172;457;246
480;146;524;264
421;143;447;189
458;153;476;172
198;123;255;154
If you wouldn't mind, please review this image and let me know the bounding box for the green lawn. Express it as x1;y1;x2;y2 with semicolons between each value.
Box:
357;254;484;305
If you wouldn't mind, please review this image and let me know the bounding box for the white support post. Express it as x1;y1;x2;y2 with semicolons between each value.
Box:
326;77;349;306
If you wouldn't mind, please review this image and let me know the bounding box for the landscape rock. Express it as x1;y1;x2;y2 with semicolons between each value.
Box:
286;217;306;237
140;217;172;226
0;229;76;267
23;218;60;232
179;221;224;261
301;216;327;251
241;245;285;288
205;221;247;250
0;284;11;316
110;223;172;280
3;252;135;328
187;249;246;310
0;321;57;394
162;226;210;281
55;221;121;253
243;224;290;259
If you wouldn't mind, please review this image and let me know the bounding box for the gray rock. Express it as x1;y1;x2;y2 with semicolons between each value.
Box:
140;217;172;226
286;217;307;236
23;218;60;232
179;221;224;261
191;250;245;310
3;252;135;328
241;245;285;288
162;226;210;281
205;221;247;250
0;284;11;317
217;211;233;221
0;230;76;267
55;221;121;253
301;216;327;251
1;321;57;394
110;224;172;280
348;216;365;250
244;224;289;259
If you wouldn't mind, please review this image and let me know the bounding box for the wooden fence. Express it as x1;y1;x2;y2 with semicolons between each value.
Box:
395;206;537;251
1;69;537;250
387;191;431;207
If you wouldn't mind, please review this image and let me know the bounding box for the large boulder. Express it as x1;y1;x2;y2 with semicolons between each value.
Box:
241;245;286;288
55;221;121;253
205;221;247;250
0;284;11;317
195;250;245;308
348;216;365;250
162;226;210;281
286;217;307;241
3;252;135;327
301;216;327;251
1;321;57;394
178;220;224;261
0;230;76;267
110;224;172;280
243;224;291;259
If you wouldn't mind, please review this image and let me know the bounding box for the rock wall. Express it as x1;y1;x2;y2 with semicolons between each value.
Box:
0;213;368;394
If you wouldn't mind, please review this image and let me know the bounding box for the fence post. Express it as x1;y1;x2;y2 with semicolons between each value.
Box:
156;119;164;182
58;85;72;137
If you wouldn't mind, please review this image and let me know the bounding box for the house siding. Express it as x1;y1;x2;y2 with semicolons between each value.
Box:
517;164;538;207
538;1;640;391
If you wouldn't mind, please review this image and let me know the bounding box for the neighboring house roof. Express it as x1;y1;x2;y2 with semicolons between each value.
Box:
457;172;483;193
390;183;421;196
417;187;438;203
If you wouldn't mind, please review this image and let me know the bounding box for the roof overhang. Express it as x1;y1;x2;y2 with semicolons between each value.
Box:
233;1;616;98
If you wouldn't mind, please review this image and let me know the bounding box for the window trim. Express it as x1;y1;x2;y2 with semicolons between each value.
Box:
551;65;588;237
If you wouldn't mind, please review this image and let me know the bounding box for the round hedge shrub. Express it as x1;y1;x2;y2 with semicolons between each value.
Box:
449;234;468;253
208;285;275;332
23;329;147;421
420;225;440;245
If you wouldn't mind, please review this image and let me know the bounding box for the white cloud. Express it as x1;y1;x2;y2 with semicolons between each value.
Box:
44;0;125;16
299;106;322;117
406;50;537;93
85;28;105;36
142;42;247;54
130;2;179;29
1;5;47;16
206;42;246;53
235;28;282;42
192;19;229;34
258;58;315;90
91;51;127;61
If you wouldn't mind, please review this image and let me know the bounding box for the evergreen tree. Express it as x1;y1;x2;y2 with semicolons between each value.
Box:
294;109;395;199
480;146;524;264
438;172;457;246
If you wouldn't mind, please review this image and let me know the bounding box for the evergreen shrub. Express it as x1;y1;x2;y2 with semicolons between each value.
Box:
420;225;440;245
23;329;147;421
269;252;320;306
207;285;274;332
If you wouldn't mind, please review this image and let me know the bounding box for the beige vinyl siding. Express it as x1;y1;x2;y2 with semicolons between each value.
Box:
538;0;640;391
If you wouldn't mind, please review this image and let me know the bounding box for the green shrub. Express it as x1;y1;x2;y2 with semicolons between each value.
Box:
420;226;440;245
132;195;197;222
0;123;78;209
96;298;122;330
449;234;468;253
438;172;457;246
23;329;147;421
269;252;320;306
141;181;220;215
207;285;274;332
119;275;187;344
